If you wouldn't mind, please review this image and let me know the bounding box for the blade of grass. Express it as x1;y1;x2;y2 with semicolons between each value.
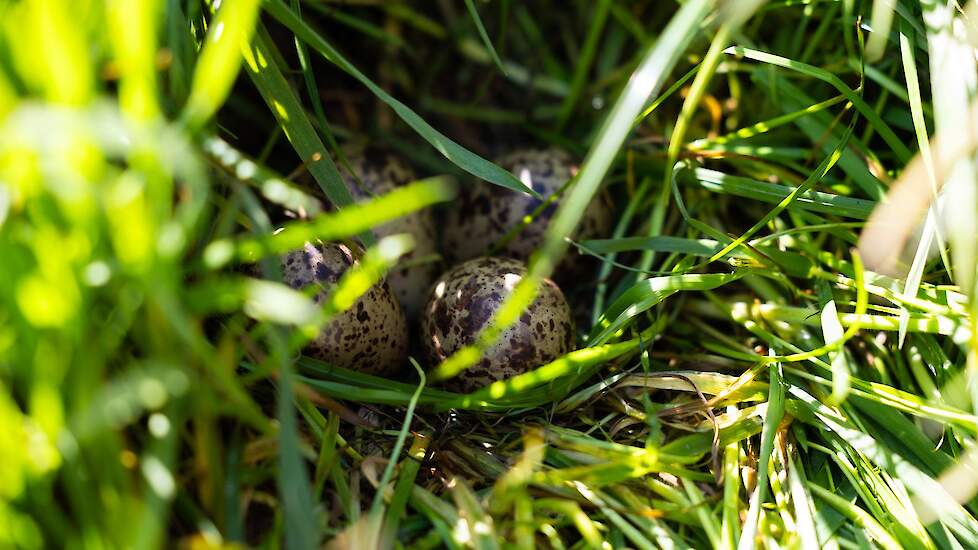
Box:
272;338;319;550
555;0;612;130
738;356;786;550
183;0;261;129
262;0;536;197
203;176;454;268
682;167;876;219
727;45;912;163
896;19;949;347
243;27;366;243
463;0;506;74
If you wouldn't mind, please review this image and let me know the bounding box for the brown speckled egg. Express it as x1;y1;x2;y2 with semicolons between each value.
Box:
340;151;438;320
282;241;408;375
443;148;613;272
422;257;574;393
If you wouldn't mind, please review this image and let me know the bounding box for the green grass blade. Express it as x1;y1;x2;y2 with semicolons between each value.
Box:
262;0;536;197
243;27;362;238
683;167;876;219
203;177;454;268
370;359;426;517
463;0;506;74
555;0;613;129
896;19;951;346
739;358;786;550
727;45;912;163
183;0;261;129
817;283;852;405
707;119;855;263
274;344;319;550
589;272;746;345
808;482;903;550
792;386;978;542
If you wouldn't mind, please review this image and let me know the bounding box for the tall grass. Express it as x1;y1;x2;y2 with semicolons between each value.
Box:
2;0;978;548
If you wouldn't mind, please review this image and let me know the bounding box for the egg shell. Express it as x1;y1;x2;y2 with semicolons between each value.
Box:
422;256;574;393
443;148;613;273
282;241;408;375
340;151;439;320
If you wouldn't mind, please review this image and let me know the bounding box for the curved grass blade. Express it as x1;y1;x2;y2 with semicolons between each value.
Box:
463;0;506;74
808;482;903;550
589;271;746;345
754;72;885;200
758;251;868;365
684;167;875;219
354;360;427;548
791;386;978;542
689;94;846;149
262;0;536;197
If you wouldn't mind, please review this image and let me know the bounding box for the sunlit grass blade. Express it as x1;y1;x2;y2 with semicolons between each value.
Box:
107;0;161;122
817;283;852;405
707;119;854;263
791;386;978;542
203;177;454;268
589;272;746;345
243;27;359;232
739;357;786;550
727;45;912;162
752;71;885;200
682;167;876;219
808;482;903;550
896;19;949;346
204;137;323;216
183;0;261;129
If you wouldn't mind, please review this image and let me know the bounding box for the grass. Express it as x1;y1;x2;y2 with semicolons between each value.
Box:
2;0;978;548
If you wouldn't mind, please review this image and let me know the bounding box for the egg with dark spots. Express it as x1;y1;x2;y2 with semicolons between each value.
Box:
339;151;438;320
422;257;574;393
443;148;613;276
282;241;408;375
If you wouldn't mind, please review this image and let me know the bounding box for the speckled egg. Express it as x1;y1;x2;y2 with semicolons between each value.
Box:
340;151;439;320
422;257;574;393
443;148;613;272
282;241;408;375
